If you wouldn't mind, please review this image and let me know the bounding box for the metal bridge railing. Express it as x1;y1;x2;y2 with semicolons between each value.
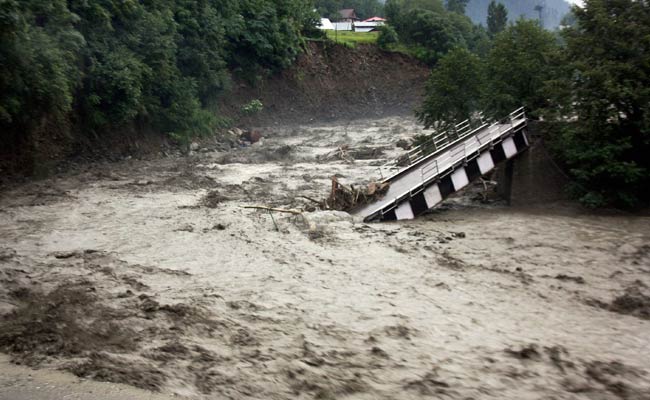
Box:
370;107;527;219
376;108;526;182
376;114;485;180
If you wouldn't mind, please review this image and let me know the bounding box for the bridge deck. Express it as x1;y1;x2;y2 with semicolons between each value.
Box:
354;117;527;220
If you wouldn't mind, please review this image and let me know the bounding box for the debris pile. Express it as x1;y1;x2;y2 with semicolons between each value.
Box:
318;145;354;162
324;177;389;211
221;127;264;147
318;145;386;162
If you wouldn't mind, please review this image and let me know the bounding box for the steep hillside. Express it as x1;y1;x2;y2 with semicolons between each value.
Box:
466;0;571;29
220;42;429;126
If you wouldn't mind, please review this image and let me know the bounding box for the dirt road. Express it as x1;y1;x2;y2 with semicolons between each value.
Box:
1;117;649;399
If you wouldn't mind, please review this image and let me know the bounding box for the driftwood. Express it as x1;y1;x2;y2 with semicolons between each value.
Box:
300;195;323;205
318;145;385;162
319;145;354;162
241;205;306;231
324;176;389;211
240;206;303;215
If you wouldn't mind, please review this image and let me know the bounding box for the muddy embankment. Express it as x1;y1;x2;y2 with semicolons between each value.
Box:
220;42;430;126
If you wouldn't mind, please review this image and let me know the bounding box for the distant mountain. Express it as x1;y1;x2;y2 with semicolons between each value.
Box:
465;0;572;29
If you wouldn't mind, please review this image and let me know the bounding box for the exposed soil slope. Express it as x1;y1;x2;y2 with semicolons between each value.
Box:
222;42;429;126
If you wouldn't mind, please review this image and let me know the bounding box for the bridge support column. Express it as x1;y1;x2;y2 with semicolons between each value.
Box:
497;159;514;205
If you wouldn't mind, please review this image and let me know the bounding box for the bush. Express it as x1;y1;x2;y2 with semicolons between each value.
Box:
377;25;399;49
241;99;264;115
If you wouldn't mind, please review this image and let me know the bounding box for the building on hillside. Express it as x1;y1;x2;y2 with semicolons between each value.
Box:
318;18;334;30
362;16;386;23
338;9;359;22
332;22;353;31
354;17;386;33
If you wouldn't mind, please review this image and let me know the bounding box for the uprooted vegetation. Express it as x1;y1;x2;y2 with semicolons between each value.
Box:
323;177;389;212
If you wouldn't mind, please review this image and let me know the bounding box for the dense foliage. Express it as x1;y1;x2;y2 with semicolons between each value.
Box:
417;0;650;208
483;20;559;117
551;0;650;207
385;0;482;64
376;24;399;49
0;0;318;144
416;47;483;129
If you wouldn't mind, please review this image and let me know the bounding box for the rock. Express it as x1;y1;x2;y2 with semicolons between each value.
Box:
396;138;410;149
249;130;263;143
241;130;263;144
190;142;200;151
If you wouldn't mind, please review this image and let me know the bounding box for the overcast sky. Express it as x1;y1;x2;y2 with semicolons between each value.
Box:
567;0;584;6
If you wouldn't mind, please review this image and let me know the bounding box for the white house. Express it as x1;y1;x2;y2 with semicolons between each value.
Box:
318;18;334;30
354;22;382;32
332;22;353;31
354;16;386;33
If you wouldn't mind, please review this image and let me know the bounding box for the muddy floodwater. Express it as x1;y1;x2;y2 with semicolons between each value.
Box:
1;117;649;400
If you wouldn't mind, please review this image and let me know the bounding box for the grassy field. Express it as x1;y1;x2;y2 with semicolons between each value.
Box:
325;30;378;46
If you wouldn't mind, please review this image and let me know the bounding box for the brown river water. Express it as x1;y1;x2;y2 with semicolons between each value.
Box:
1;117;649;399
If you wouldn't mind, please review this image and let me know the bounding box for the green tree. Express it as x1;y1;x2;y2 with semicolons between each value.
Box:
384;0;404;24
483;19;559;117
315;0;341;19
1;0;318;154
486;0;507;37
349;0;384;19
551;0;650;207
446;0;469;14
399;9;461;63
0;0;82;133
417;47;484;129
385;0;445;28
377;24;399;49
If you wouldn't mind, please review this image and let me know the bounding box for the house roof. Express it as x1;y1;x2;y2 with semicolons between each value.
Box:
339;9;358;20
362;16;386;22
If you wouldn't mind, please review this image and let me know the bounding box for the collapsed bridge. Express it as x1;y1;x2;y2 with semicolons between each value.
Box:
353;107;529;222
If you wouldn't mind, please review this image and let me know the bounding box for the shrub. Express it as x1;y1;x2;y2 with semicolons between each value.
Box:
241;99;264;115
377;25;399;49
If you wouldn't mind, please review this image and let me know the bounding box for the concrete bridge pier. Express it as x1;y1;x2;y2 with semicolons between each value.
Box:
495;125;570;207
